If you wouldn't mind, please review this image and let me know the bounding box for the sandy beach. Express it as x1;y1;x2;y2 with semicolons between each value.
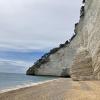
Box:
0;78;100;100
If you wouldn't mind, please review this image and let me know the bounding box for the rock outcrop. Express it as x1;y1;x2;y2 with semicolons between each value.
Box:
70;47;93;81
71;0;100;80
26;29;80;77
27;0;100;80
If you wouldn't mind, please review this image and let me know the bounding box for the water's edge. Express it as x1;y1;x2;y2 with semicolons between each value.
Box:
0;78;60;94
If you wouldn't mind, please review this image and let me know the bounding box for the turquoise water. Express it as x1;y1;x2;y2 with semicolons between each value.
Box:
0;73;56;90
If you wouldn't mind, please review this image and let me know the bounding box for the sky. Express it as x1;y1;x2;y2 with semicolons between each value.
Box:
0;0;82;73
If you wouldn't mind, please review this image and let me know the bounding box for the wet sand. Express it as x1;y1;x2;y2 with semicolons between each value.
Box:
0;78;100;100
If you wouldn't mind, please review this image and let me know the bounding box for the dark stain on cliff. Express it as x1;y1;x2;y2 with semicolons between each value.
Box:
61;68;70;77
83;0;85;4
80;6;85;18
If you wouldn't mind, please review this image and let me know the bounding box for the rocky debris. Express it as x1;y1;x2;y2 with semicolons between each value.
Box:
80;6;85;18
70;48;93;81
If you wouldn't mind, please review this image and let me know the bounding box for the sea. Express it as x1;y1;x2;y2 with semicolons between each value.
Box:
0;72;57;91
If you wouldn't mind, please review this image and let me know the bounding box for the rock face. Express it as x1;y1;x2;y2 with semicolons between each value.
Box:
71;0;100;80
26;28;81;77
70;47;93;80
27;0;100;80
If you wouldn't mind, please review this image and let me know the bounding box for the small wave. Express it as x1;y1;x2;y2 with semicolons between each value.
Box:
0;78;59;93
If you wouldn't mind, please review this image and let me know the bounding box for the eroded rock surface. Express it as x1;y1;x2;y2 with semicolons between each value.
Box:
70;47;93;80
71;0;100;80
26;31;80;77
27;0;100;80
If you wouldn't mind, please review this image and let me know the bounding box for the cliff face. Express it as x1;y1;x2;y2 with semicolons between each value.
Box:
27;0;100;80
71;0;100;80
26;0;85;77
26;26;82;77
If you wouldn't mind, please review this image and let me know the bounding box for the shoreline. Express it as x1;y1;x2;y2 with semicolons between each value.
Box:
0;78;100;100
0;78;60;94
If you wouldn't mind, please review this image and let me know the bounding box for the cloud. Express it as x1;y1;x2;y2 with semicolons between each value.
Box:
0;58;33;73
0;0;82;52
0;51;45;61
0;0;82;73
0;50;45;73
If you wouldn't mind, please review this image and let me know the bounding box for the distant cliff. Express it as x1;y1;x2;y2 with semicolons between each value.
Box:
27;0;100;80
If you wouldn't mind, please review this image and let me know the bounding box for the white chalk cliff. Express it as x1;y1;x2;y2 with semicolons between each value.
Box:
27;0;100;80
